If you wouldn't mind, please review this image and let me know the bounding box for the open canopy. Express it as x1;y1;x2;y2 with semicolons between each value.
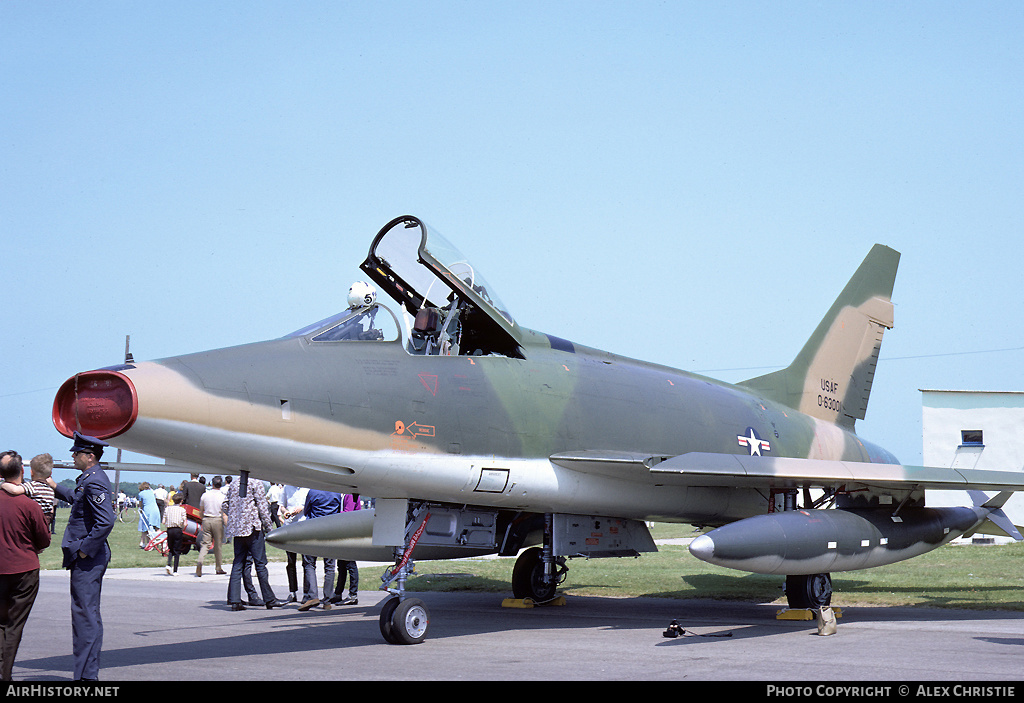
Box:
360;215;523;357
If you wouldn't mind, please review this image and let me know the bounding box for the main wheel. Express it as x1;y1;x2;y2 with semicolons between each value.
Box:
511;546;557;601
391;598;429;645
786;573;832;609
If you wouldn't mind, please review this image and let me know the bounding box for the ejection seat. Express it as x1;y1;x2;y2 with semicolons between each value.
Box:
410;307;441;354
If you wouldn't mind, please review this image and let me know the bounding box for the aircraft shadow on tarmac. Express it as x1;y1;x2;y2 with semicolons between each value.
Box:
17;602;396;676
672;573;1024;612
830;577;1024;611
403;557;1024;612
16;583;1024;678
15;592;843;676
976;637;1024;647
412;571;788;604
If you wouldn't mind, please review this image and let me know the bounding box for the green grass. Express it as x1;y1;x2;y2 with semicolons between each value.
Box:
40;508;289;571
402;523;1024;611
43;512;1024;610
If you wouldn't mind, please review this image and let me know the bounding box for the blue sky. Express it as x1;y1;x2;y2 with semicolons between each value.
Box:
2;2;1022;488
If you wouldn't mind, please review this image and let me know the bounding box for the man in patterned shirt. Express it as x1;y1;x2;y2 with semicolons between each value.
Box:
223;476;281;611
0;454;55;533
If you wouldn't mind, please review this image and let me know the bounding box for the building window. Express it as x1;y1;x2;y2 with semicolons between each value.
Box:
960;430;984;447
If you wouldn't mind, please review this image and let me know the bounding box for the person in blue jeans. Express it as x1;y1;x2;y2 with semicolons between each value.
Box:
222;476;281;611
297;489;342;611
330;493;361;605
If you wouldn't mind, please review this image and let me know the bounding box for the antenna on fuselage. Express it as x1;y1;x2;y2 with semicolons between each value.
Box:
114;334;131;498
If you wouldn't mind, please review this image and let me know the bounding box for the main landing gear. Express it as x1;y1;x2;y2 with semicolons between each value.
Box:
510;514;567;603
776;489;833;610
511;547;567;602
785;573;833;609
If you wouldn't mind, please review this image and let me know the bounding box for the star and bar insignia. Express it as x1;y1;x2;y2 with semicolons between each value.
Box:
737;427;771;456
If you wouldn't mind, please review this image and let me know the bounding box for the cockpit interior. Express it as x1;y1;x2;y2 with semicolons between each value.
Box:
287;216;524;359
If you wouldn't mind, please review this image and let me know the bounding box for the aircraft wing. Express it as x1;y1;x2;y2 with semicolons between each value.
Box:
551;451;1024;492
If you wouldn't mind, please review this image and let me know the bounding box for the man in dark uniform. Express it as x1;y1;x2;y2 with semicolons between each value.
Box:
46;433;115;681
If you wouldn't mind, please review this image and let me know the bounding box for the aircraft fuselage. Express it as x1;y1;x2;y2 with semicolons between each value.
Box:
57;324;896;528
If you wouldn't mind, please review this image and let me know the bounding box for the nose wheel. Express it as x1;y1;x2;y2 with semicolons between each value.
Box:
380;596;429;645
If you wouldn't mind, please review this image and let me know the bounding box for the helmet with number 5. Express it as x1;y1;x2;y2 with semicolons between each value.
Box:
347;281;377;308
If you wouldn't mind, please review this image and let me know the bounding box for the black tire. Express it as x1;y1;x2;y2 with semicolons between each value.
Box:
786;573;832;609
391;598;429;645
511;546;557;601
379;596;400;644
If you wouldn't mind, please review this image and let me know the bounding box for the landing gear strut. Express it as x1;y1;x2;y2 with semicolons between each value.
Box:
510;514;567;602
776;489;833;610
379;505;431;644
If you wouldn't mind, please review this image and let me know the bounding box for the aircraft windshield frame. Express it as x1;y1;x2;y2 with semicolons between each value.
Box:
283;303;400;343
360;216;521;347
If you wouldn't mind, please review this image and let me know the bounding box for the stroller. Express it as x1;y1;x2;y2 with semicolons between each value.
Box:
144;504;203;557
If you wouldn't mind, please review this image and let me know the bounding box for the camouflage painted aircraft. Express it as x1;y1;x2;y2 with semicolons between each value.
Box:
53;215;1024;644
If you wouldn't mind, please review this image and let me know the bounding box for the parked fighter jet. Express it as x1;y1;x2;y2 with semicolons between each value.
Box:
53;215;1024;644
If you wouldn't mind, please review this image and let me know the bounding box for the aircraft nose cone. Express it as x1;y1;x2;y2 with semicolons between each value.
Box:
688;534;715;562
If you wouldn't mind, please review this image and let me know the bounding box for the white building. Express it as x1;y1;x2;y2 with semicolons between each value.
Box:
921;389;1024;542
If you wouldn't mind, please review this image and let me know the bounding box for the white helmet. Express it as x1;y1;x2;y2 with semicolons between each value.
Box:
347;281;377;308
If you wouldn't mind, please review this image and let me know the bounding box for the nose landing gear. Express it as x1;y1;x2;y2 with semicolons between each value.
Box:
378;507;432;644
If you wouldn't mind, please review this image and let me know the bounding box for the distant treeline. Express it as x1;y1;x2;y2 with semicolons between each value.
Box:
56;478;261;499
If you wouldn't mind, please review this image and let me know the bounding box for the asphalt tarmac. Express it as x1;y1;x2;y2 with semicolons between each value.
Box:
7;562;1024;683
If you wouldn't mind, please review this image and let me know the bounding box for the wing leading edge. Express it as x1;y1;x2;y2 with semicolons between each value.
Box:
551;450;1024;493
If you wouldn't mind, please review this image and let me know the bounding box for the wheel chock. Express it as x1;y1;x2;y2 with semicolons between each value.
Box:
776;607;842;621
501;596;567;608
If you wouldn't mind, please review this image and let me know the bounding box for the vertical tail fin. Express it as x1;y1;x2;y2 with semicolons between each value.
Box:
739;244;900;429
